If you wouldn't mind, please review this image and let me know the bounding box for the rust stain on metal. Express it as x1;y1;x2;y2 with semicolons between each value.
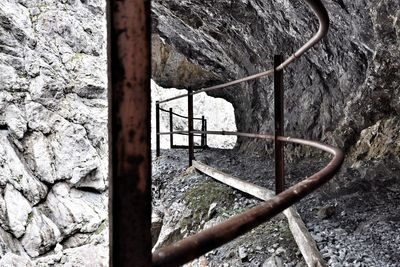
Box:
188;88;194;166
109;0;151;266
111;0;150;192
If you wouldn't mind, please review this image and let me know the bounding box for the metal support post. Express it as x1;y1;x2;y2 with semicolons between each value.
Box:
109;0;152;265
204;120;208;147
188;88;194;166
156;102;160;157
274;55;285;194
169;108;174;148
201;116;205;147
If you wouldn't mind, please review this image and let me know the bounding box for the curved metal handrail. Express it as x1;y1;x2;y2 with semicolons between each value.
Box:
153;0;342;266
159;107;203;120
157;0;328;104
153;134;343;266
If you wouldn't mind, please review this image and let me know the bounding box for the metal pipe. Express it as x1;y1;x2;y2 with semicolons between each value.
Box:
204;120;208;147
159;107;203;120
156;102;160;157
274;55;285;194
188;88;194;166
157;0;329;104
172;145;210;149
109;0;152;266
152;136;344;267
201;116;205;147
169;108;174;148
157;131;203;136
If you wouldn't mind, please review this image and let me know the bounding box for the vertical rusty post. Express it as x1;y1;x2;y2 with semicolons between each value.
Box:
201;115;205;147
274;55;285;194
109;0;152;266
204;119;208;147
156;102;160;157
188;88;194;166
169;108;174;148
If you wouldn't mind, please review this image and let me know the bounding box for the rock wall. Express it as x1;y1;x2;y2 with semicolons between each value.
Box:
0;0;108;265
151;0;400;162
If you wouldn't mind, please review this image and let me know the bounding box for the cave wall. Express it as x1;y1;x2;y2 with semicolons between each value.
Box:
0;0;108;265
151;0;400;162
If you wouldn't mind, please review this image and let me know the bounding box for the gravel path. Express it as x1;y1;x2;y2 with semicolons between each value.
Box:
192;148;400;267
152;149;306;266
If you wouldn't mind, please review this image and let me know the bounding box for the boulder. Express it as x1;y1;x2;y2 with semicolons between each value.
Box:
262;255;284;267
21;208;62;257
0;253;33;267
0;227;27;258
4;184;32;238
151;211;164;247
39;183;107;237
0;132;48;205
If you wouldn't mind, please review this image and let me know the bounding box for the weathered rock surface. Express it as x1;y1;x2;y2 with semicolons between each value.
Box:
40;183;107;237
21;208;61;257
32;243;108;267
58;244;108;267
0;0;108;263
350;117;400;163
152;224;183;252
262;255;284;267
0;252;33;267
151;0;400;160
151;211;164;247
4;184;32;238
0;132;47;205
0;227;27;258
27;242;109;267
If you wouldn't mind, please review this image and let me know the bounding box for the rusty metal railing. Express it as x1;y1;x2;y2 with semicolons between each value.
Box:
153;136;343;266
153;0;343;266
156;105;208;155
109;0;152;265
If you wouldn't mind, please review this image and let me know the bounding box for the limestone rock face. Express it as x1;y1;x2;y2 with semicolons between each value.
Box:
57;244;108;267
4;184;32;238
151;0;400;159
350;117;400;163
0;224;27;258
21;208;62;257
0;132;48;205
0;0;108;263
49;119;105;190
40;183;107;237
0;253;33;267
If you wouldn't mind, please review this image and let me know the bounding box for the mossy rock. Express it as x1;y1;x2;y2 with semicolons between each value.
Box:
180;180;235;232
